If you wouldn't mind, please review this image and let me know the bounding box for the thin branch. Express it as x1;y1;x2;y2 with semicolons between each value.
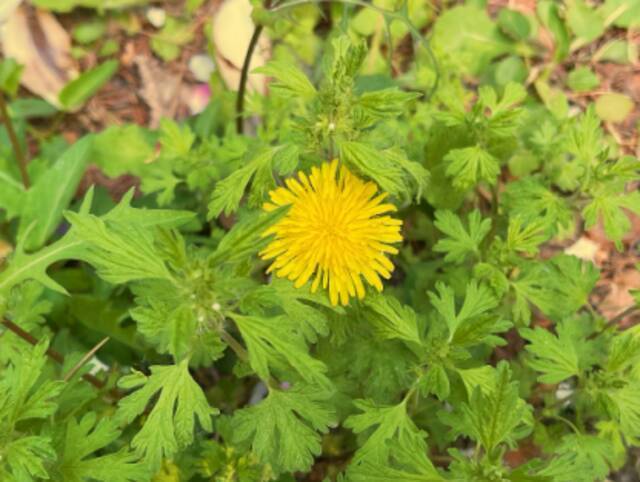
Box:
0;93;30;188
64;336;110;382
588;304;639;340
1;318;106;389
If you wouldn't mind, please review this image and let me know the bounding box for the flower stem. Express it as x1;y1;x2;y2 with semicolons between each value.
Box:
235;24;264;134
0;92;30;188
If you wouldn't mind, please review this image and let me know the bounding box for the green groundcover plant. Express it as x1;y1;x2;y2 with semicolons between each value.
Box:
1;0;640;481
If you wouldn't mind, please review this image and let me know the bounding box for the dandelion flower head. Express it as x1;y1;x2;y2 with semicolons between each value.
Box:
260;160;403;306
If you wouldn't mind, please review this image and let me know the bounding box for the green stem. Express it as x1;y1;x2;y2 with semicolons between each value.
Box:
234;0;440;130
221;329;249;362
0;92;30;188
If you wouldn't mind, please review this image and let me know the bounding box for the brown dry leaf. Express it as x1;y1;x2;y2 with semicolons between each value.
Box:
0;0;22;25
0;5;78;107
134;54;183;128
212;0;269;94
565;236;601;264
597;268;640;320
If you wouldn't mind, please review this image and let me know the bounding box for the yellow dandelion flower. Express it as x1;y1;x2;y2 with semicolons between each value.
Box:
260;159;403;306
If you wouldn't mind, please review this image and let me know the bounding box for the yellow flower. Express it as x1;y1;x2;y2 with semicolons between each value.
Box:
260;159;403;306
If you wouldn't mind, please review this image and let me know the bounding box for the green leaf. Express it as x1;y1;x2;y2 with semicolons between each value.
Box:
1;435;56;481
347;443;444;481
433;209;491;264
583;189;640;248
19;136;92;251
521;323;583;383
444;146;500;189
0;58;23;96
231;385;334;474
432;5;510;75
512;256;599;323
599;0;640;28
594;93;634;123
420;363;450;400
503;179;573;235
72;19;107;44
537;1;570;60
230;313;330;387
567;66;600;92
55;413;148;482
91;125;155;177
339;142;406;197
209;206;288;265
607;385;640;437
428;281;499;343
345;398;427;464
0;171;25;221
208;149;275;218
247;279;340;343
65;211;173;285
0;340;64;427
456;366;496;397
131;292;225;363
567;0;605;43
358;88;421;119
497;9;531;41
116;360;217;470
255;61;317;100
506;217;549;255
0;232;86;295
159;118;195;160
151;18;193;61
553;434;615;480
59;60;119;111
364;294;422;347
443;362;531;453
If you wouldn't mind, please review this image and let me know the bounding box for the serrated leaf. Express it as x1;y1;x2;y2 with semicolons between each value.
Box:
521;323;582;383
443;362;531;453
19;136;91;251
503;178;573;235
231;313;330;387
433;209;491;264
428;281;499;343
0;227;86;296
345;399;427;464
364;294;422;347
159;118;195;160
248;279;341;344
116;360;217;471
255;61;317;99
209;206;288;265
583;188;640;249
1;435;56;481
65;212;173;284
55;412;148;482
0;171;25;221
444;146;500;189
358;88;420;119
231;385;333;474
340;142;406;197
208;149;274;218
